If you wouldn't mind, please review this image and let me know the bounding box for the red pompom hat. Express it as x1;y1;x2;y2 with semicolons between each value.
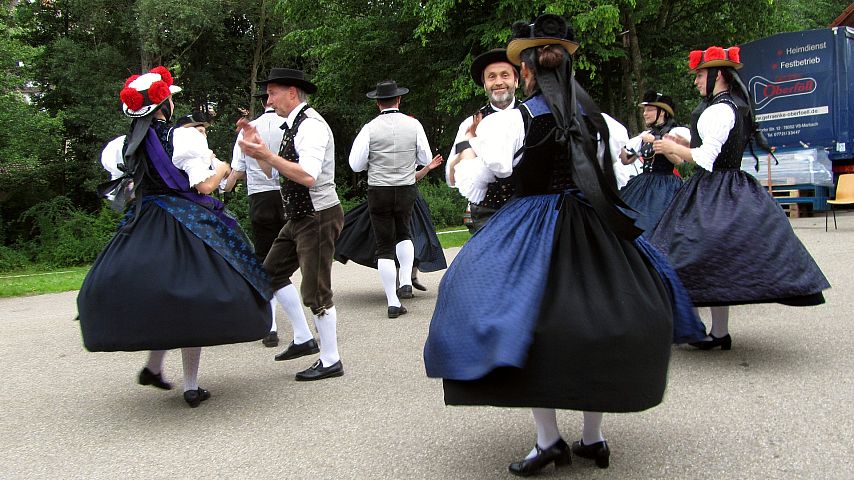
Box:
688;46;742;70
119;66;182;118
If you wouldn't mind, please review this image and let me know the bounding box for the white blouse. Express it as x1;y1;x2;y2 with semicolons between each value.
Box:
691;103;735;172
454;108;625;203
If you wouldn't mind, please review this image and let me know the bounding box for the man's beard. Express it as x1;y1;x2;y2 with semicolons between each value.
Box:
488;88;515;107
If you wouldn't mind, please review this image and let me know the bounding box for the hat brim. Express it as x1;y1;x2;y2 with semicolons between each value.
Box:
366;87;409;99
122;85;181;118
470;50;516;87
507;38;579;66
257;78;318;95
691;60;743;70
638;101;675;118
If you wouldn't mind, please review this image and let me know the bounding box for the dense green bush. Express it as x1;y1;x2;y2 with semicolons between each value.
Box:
18;197;120;268
417;180;467;230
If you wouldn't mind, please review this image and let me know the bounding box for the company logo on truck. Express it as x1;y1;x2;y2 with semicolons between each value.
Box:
749;75;817;110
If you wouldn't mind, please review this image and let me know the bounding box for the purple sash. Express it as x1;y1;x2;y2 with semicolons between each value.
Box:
144;128;239;229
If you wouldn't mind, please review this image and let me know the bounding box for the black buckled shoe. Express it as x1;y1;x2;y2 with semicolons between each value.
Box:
571;440;610;469
411;278;427;292
388;305;408;319
138;367;172;390
274;339;319;361
295;360;343;381
183;388;211;408
689;334;732;351
509;438;571;476
396;285;414;299
262;331;279;348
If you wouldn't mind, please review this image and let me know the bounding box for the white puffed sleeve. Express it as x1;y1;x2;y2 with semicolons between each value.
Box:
691;104;735;172
669;126;691;144
171;127;217;187
455;110;524;203
101;136;126;180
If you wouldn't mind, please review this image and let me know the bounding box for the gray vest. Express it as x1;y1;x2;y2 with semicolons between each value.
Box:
366;112;418;186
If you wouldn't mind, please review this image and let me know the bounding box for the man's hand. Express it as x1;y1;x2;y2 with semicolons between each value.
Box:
465;112;483;140
427;153;444;170
236;117;272;164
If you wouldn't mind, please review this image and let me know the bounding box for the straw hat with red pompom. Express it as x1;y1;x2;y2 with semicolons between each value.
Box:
119;66;182;118
688;46;742;70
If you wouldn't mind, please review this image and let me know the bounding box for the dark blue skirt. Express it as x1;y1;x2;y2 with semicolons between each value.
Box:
424;191;703;412
334;192;447;273
620;172;683;235
650;169;829;306
78;196;272;352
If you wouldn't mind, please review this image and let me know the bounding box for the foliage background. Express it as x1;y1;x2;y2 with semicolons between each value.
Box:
0;0;848;270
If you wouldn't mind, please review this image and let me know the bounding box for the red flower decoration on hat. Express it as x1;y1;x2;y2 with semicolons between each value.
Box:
148;80;171;104
688;50;703;69
149;66;173;86
120;87;144;111
123;74;141;88
727;46;740;63
705;46;725;62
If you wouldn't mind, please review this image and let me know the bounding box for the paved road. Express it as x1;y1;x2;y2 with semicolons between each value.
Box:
1;215;852;479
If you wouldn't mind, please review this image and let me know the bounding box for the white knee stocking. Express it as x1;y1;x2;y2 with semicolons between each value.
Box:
274;284;312;344
395;240;414;288
582;411;605;445
526;408;561;458
269;297;278;333
145;350;167;374
181;347;202;392
378;259;400;307
314;306;340;367
710;306;730;338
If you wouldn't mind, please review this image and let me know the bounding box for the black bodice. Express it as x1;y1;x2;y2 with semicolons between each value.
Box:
640;119;678;175
123;119;178;195
474;102;516;209
690;92;750;171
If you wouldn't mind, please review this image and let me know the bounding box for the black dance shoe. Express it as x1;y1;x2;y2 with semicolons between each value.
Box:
295;360;344;381
274;339;319;361
262;331;279;348
138;367;172;390
689;334;732;351
396;285;414;299
508;438;571;477
571;440;610;469
183;388;211;408
388;305;408;319
411;278;427;292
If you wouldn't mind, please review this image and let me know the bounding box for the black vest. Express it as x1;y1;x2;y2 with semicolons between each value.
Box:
690;92;750;171
474;102;516;209
640;118;679;174
278;105;315;219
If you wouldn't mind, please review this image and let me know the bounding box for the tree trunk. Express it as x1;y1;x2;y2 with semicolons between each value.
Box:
620;5;645;134
249;0;268;119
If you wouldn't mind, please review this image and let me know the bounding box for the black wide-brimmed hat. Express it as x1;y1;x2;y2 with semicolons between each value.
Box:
507;14;579;66
256;68;317;94
176;111;212;128
366;80;409;100
638;90;675;117
470;49;518;87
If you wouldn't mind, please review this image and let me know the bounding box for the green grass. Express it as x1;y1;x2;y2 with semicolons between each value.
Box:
0;266;90;298
0;228;470;298
437;226;471;249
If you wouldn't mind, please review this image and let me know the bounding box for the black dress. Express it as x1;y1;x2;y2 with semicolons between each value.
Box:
649;92;829;306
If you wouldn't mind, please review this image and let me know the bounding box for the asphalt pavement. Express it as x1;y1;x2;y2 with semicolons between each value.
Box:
1;214;852;479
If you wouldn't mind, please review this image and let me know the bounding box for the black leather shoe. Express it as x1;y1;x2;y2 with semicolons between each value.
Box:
411;278;427;291
388;305;408;318
295;360;343;381
689;334;732;350
571;440;610;469
509;438;571;476
262;331;279;348
396;285;414;299
274;339;319;361
138;367;172;390
183;388;211;408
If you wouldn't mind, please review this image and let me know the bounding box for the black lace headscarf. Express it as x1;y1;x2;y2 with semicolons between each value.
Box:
510;15;641;239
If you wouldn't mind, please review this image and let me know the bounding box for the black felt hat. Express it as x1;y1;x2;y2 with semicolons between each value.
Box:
175;111;212;128
470;49;518;87
256;68;317;94
638;90;675;117
366;80;409;99
506;14;579;66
